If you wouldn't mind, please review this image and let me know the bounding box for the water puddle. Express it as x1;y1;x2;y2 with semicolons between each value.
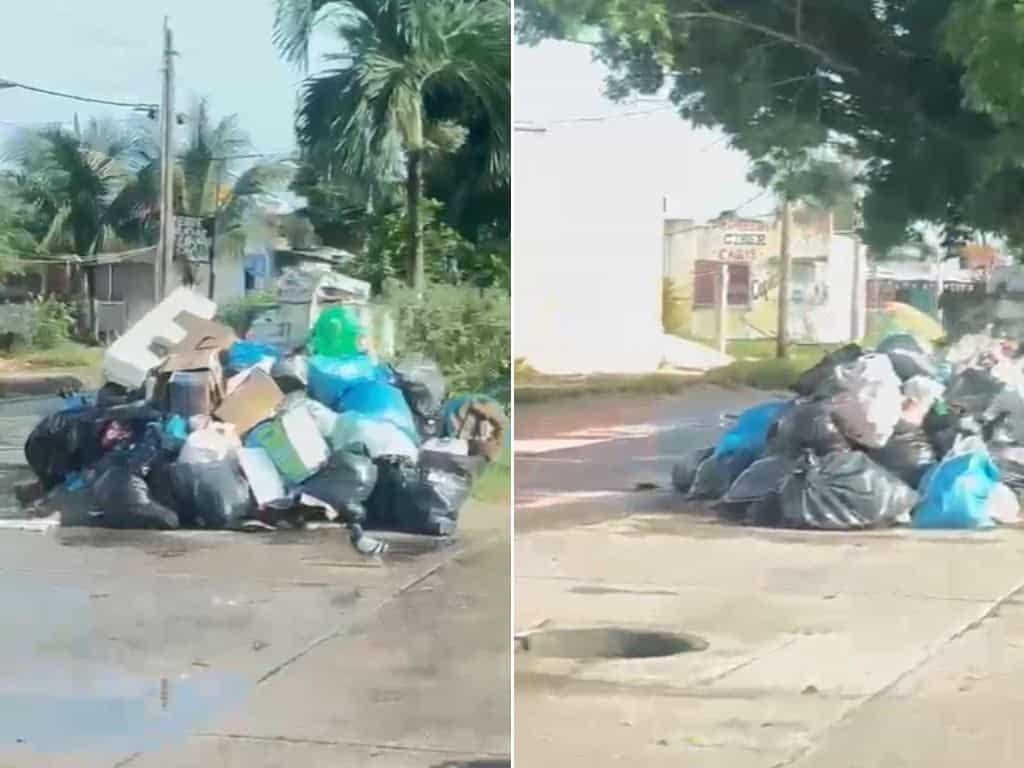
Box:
0;575;250;755
0;668;249;754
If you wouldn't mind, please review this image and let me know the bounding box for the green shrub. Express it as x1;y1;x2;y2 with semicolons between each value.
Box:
381;279;510;402
216;292;277;336
30;297;75;349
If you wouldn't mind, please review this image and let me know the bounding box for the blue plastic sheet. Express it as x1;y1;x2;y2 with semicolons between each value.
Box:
227;341;279;371
913;450;1000;529
337;381;418;443
714;401;793;474
307;354;386;409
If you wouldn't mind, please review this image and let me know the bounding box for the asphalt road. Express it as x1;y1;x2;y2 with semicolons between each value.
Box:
0;396;511;767
515;387;1024;768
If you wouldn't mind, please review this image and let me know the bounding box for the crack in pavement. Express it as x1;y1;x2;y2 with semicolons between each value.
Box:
772;576;1024;768
255;533;501;685
193;731;510;758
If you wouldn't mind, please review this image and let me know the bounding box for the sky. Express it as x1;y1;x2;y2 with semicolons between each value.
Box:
0;0;300;154
0;5;769;226
514;40;770;223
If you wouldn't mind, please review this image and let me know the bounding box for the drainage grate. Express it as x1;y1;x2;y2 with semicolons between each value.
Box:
516;627;707;659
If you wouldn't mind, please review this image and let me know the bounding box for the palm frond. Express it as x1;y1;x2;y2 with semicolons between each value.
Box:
272;0;340;69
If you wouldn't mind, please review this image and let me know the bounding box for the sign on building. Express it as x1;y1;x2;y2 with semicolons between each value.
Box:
174;216;213;263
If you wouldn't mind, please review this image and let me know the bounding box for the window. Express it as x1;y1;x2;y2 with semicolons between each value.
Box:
693;260;752;307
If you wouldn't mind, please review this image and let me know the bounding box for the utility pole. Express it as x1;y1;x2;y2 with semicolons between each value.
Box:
716;260;729;355
776;199;792;359
208;160;223;300
156;19;176;300
850;239;863;342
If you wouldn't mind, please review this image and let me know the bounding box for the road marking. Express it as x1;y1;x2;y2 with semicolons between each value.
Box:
515;418;718;456
515;490;633;510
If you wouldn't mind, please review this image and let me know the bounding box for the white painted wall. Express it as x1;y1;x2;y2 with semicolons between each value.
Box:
514;126;665;374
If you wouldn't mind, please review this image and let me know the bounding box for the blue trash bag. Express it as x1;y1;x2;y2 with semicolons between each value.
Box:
913;450;1000;530
307;354;387;409
227;341;279;371
714;401;793;474
337;380;418;443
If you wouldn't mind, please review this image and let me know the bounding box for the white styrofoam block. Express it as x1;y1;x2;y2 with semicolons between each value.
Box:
103;287;218;389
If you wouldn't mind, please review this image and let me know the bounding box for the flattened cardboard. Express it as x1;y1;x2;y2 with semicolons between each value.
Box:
213;368;284;437
161;312;236;374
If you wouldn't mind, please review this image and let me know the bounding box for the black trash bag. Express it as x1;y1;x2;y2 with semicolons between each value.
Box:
925;407;983;458
96;382;146;408
688;453;732;500
945;368;1005;415
723;454;796;504
393;356;446;439
166;460;254;529
271;355;308;394
874;335;939;381
24;408;108;489
671;448;714;494
867;420;937;488
365;460;470;536
984;411;1016;446
749;492;784;527
420;448;487;481
768;400;850;458
300;451;379;525
77;466;180;530
780;451;918;530
794;343;863;398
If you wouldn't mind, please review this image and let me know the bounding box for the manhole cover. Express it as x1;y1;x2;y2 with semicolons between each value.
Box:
516;628;707;659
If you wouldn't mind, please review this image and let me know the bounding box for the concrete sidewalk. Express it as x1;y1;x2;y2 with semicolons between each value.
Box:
515;390;1024;767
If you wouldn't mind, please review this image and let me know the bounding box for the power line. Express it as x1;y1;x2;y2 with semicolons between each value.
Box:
540;104;676;126
0;77;157;110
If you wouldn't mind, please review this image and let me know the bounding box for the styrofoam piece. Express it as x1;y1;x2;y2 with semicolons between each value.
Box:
103;287;217;389
238;447;286;507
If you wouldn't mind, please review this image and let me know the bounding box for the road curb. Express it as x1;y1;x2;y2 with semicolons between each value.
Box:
0;374;83;398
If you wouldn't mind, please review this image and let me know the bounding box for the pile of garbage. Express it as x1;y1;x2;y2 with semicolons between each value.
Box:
19;287;506;554
671;332;1024;530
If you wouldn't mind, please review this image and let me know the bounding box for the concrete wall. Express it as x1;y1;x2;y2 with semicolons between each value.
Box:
514;127;664;374
666;210;865;344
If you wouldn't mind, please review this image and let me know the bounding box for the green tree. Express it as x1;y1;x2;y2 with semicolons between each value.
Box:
111;99;295;260
3;118;148;257
0;179;37;277
273;0;510;293
516;0;1022;254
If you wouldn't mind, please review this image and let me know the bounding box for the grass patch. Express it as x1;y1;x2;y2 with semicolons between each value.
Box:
473;448;510;504
703;342;835;391
515;372;700;405
12;342;103;369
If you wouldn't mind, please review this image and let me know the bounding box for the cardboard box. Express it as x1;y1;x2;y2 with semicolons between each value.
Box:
213;368;284;437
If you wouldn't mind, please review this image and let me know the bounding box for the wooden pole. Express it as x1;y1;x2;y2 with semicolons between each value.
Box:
717;260;729;355
776;200;792;359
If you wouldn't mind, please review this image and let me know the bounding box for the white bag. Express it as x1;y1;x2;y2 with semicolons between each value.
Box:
831;354;903;448
179;423;241;464
902;375;946;426
986;482;1021;525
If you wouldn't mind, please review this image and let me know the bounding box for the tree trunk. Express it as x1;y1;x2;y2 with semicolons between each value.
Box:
406;149;425;294
776;199;792;360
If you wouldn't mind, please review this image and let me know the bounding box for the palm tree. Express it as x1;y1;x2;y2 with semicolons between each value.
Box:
3;118;149;258
273;0;510;293
110;99;295;287
0;178;37;278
